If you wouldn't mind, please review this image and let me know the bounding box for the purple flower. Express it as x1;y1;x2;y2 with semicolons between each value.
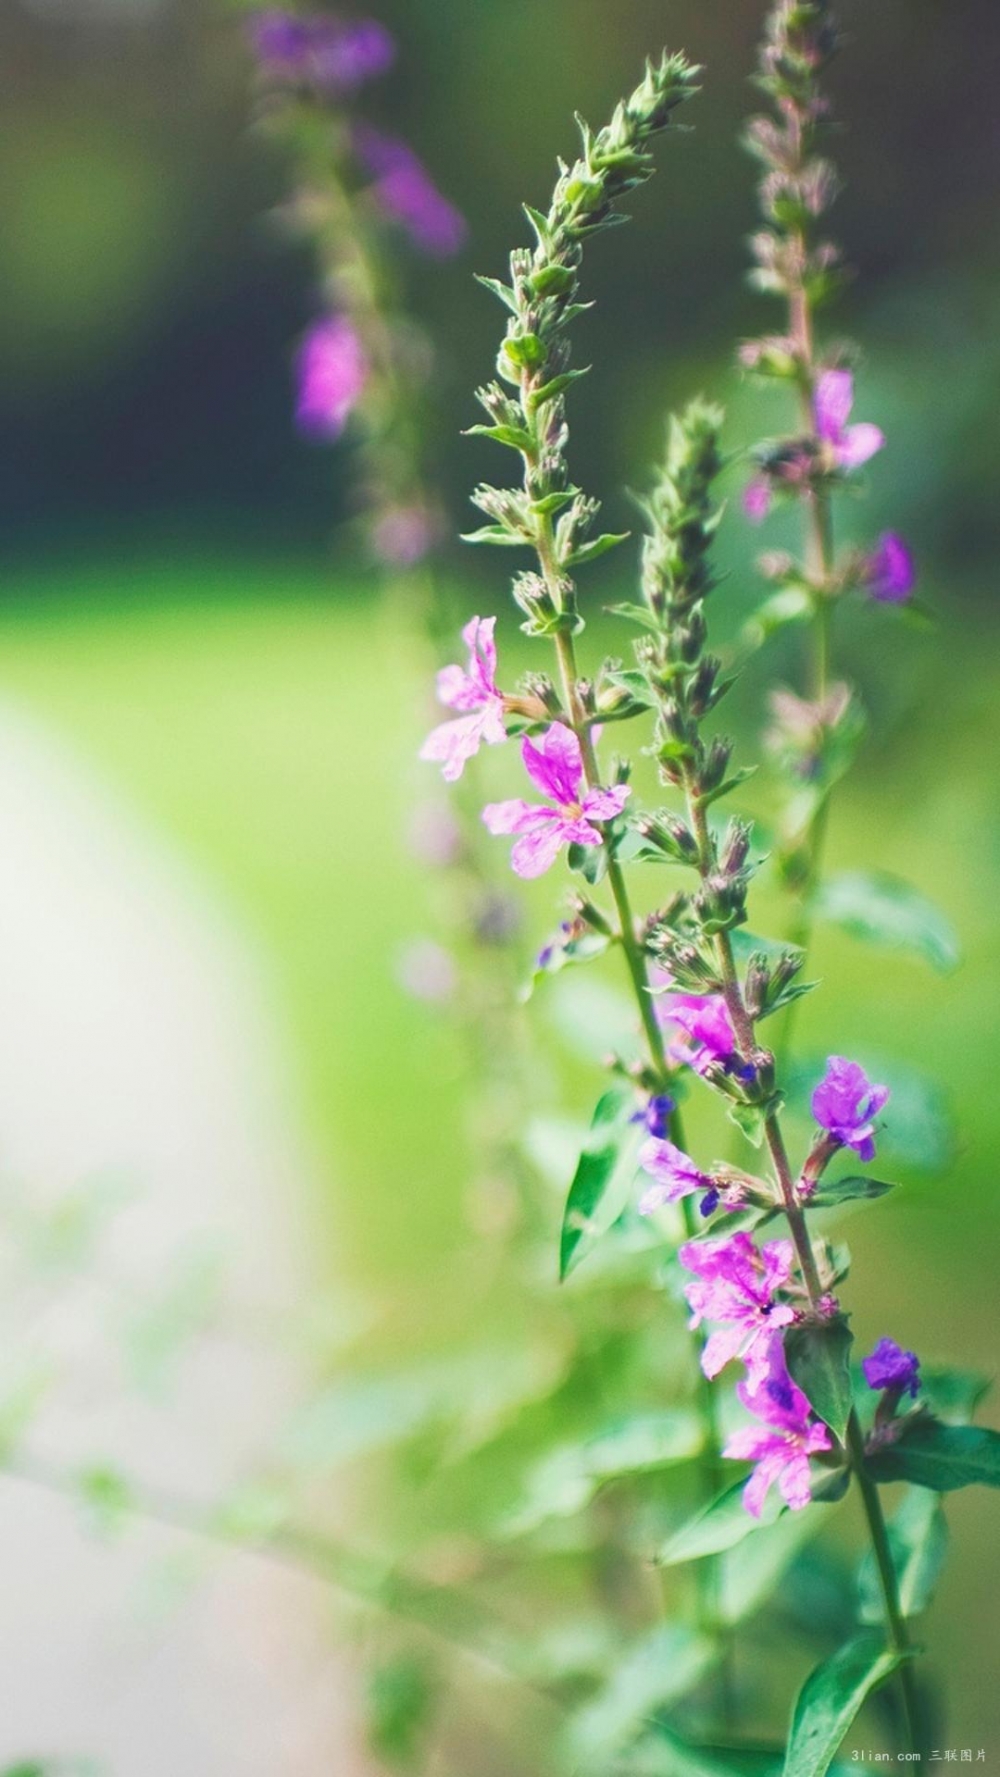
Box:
356;126;467;258
862;1336;921;1399
658;991;741;1078
295;315;368;440
641;1093;675;1139
372;503;437;567
637;1138;714;1215
864;532;916;604
814;369;885;472
743;477;773;524
723;1338;832;1517
679;1231;796;1380
811;1056;889;1164
248;11;394;90
420;616;507;783
482;723;629;880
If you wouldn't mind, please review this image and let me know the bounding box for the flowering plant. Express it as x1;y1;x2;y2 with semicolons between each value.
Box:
421;6;1000;1769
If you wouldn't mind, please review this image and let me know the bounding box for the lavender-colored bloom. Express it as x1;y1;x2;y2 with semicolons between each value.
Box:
295;315;368;440
814;369;885;472
811;1056;889;1164
862;1336;921;1399
723;1338;832;1517
482;723;629;880
637;1138;713;1215
249;10;394;90
372;503;437;567
420;616;507;783
248;9;312;76
641;1093;675;1139
658;991;739;1077
396;938;457;1003
312;18;395;89
743;477;773;524
356;126;467;258
679;1231;796;1380
865;532;916;604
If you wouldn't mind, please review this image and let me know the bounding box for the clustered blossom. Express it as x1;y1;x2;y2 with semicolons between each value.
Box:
657;990;743;1077
295;316;368;439
723;1338;833;1517
679;1232;796;1380
482;724;629;880
864;532;916;605
249;9;395;91
420;616;507;782
862;1336;921;1400
811;1056;889;1163
355;126;468;259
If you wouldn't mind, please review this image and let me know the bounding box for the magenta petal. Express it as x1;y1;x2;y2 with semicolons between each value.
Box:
701;1322;750;1379
743;478;773;524
813;368;854;442
742;1448;786;1518
776;1450;814;1512
509;819;571;879
420;712;485;782
460;614;498;693
481;798;536;836
521;724;584;806
838;422;884;470
581;783;631;822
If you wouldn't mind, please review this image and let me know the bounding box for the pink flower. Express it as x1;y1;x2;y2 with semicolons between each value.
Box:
637;1138;714;1215
723;1338;832;1517
295;316;367;439
743;477;773;524
482;723;629;880
420;617;507;783
814;369;884;472
811;1056;889;1163
657;991;740;1077
864;532;915;604
679;1231;795;1380
355;126;467;259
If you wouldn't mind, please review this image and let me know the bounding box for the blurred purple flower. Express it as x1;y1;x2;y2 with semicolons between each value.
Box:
396;938;458;1004
637;1138;713;1214
249;10;394;90
482;723;629;880
814;368;884;471
811;1056;889;1163
249;9;312;75
295;315;368;439
865;532;915;604
421;615;506;783
724;1338;832;1516
356;125;467;258
679;1231;796;1380
657;989;744;1080
372;503;437;567
743;477;773;524
862;1336;921;1399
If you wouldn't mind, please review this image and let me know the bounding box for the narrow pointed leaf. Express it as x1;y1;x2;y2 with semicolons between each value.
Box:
658;1478;785;1564
808;1175;897;1209
558;1089;637;1280
811;871;960;973
783;1632;904;1777
564;530;631;569
857;1487;948;1623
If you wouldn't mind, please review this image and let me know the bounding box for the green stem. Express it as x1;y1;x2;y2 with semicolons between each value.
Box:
845;1416;921;1754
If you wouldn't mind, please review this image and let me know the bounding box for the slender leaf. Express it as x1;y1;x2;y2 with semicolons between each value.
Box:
720;1499;830;1626
783;1631;904;1777
858;1487;948;1623
785;1318;854;1441
920;1366;992;1426
559;1089;637;1280
658;1478;785;1564
867;1418;1000;1491
565;530;631;568
811;871;960;973
564;1626;712;1767
808;1175;896;1209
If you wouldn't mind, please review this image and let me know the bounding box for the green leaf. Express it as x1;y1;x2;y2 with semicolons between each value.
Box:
567;836;609;886
564;530;631;569
858;1487;948;1623
460;524;530;547
564;1626;712;1768
698;765;757;809
742;586;813;649
367;1654;437;1768
658;1478;785;1564
623;1733;859;1777
783;1631;905;1777
808;1175;897;1209
498;1411;702;1538
529;368;589;407
785;1317;854;1441
720;1502;828;1626
464;422;534;452
605;601;664;633
726;1099;773;1149
474;273;517;312
811;871;960;973
867;1418;1000;1491
559;1089;638;1280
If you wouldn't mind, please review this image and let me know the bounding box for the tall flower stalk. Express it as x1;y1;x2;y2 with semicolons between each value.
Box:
424;38;1000;1776
741;0;915;1057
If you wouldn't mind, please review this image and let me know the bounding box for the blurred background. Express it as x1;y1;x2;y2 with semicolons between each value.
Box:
0;0;998;1772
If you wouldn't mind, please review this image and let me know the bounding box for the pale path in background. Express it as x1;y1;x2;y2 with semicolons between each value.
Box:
0;697;374;1777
